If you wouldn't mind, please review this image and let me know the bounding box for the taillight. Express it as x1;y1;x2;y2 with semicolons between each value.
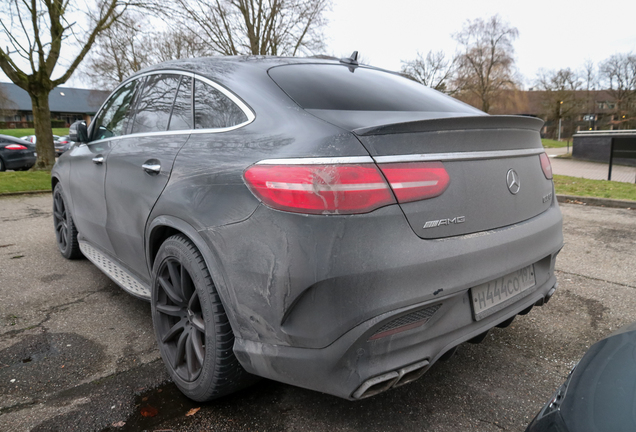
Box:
5;144;28;150
539;153;553;179
378;161;450;203
244;164;396;215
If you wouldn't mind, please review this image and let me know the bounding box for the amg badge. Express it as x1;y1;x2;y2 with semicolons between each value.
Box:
423;216;466;229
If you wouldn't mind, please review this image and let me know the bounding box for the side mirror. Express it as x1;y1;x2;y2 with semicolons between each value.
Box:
69;120;88;143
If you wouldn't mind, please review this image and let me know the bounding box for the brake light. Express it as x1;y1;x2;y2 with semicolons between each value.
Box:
5;144;28;150
539;153;553;179
378;161;450;202
244;164;396;215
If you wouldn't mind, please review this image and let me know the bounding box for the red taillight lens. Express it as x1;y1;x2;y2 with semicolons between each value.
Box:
539;152;553;179
378;161;450;203
244;164;396;215
5;144;28;150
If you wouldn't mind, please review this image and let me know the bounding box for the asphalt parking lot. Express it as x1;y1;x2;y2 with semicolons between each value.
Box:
1;194;635;432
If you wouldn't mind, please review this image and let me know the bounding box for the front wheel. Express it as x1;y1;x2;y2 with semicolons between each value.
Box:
53;183;82;259
151;235;256;401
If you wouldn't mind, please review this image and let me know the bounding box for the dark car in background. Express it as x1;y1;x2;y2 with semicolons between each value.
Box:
0;134;36;171
526;322;636;432
52;55;563;402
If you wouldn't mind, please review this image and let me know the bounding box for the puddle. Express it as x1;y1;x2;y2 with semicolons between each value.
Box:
102;382;198;432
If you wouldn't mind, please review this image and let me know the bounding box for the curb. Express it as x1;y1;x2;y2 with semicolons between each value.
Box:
557;194;635;210
0;190;51;197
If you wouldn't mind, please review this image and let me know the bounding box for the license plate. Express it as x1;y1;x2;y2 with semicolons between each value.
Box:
471;265;535;320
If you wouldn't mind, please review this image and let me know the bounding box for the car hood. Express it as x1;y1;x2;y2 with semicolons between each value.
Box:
560;323;636;431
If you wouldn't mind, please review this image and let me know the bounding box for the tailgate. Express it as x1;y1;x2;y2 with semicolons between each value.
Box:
354;116;553;239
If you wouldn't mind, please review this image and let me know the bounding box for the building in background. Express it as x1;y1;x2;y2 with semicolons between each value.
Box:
0;83;109;128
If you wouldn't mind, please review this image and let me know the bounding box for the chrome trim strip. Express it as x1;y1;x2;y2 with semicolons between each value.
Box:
255;156;375;165
373;148;544;163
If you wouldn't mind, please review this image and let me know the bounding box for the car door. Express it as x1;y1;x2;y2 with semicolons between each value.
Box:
103;73;193;280
69;79;140;254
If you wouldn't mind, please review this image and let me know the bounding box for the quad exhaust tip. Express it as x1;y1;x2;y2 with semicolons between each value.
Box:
352;359;430;399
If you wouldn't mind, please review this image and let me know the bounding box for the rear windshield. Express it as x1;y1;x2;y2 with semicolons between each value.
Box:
268;64;479;113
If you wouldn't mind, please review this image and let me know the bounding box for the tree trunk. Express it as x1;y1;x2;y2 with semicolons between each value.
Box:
30;90;56;171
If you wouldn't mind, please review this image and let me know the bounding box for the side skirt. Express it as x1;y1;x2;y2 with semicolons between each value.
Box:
79;240;151;301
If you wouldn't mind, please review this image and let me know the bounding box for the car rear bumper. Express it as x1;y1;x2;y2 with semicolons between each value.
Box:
199;197;563;398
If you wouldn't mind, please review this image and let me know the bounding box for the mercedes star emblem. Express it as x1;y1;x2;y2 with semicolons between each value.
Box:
506;169;520;194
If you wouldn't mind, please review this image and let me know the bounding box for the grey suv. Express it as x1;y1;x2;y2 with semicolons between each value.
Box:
52;55;563;402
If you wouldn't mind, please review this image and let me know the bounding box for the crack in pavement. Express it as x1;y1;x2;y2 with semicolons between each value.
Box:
0;287;113;341
556;269;636;290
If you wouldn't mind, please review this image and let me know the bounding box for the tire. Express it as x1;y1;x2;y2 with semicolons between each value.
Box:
151;234;256;401
53;183;82;259
0;157;5;172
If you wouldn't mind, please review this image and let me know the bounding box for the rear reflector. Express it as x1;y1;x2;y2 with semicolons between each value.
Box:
378;162;450;203
539;152;553;179
5;144;28;150
244;164;396;215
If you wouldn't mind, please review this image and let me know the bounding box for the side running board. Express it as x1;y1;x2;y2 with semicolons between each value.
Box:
79;241;151;300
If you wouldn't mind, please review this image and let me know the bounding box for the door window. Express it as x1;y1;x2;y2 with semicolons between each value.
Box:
194;79;247;129
168;76;193;131
131;74;181;134
91;80;139;141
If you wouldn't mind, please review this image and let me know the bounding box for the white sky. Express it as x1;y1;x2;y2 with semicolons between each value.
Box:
2;0;636;89
325;0;636;87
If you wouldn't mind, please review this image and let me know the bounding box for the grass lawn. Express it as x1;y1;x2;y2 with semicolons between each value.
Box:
553;174;636;201
542;138;571;148
0;171;51;194
0;128;70;138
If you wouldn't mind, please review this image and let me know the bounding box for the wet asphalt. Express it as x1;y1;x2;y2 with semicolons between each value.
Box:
0;194;635;432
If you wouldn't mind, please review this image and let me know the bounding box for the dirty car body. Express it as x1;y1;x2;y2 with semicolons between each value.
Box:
52;56;563;401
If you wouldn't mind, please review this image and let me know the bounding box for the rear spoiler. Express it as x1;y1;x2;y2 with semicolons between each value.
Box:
353;115;544;136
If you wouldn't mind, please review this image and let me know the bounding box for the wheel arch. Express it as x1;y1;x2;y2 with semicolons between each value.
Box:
146;215;243;338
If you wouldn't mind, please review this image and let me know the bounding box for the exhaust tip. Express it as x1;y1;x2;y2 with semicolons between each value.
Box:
394;359;430;387
352;371;399;399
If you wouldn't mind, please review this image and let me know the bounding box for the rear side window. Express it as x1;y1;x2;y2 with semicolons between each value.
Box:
194;79;247;129
131;74;181;134
268;64;478;113
91;80;139;141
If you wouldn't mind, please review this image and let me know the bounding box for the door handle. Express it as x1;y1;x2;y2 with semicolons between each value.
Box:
142;161;161;175
92;155;104;165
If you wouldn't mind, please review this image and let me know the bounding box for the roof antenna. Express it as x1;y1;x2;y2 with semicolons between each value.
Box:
340;51;359;66
339;51;359;72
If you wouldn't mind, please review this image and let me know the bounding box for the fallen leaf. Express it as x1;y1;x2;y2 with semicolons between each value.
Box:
112;421;126;427
185;407;201;417
140;405;159;417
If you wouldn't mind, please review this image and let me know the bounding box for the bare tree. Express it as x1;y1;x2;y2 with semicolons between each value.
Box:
400;50;456;93
165;0;331;56
0;0;136;170
535;68;583;138
150;28;211;63
84;12;151;90
599;52;636;129
452;15;519;113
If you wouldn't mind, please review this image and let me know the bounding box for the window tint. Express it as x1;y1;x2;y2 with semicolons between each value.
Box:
268;64;480;113
168;76;193;131
91;80;138;141
131;74;181;134
194;79;247;129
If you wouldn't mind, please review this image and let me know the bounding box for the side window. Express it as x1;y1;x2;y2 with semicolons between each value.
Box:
168;76;193;131
91;80;138;141
131;74;181;134
194;79;248;129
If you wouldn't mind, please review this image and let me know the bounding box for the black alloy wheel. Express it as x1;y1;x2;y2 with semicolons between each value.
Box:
152;235;256;401
154;256;206;382
53;183;82;259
